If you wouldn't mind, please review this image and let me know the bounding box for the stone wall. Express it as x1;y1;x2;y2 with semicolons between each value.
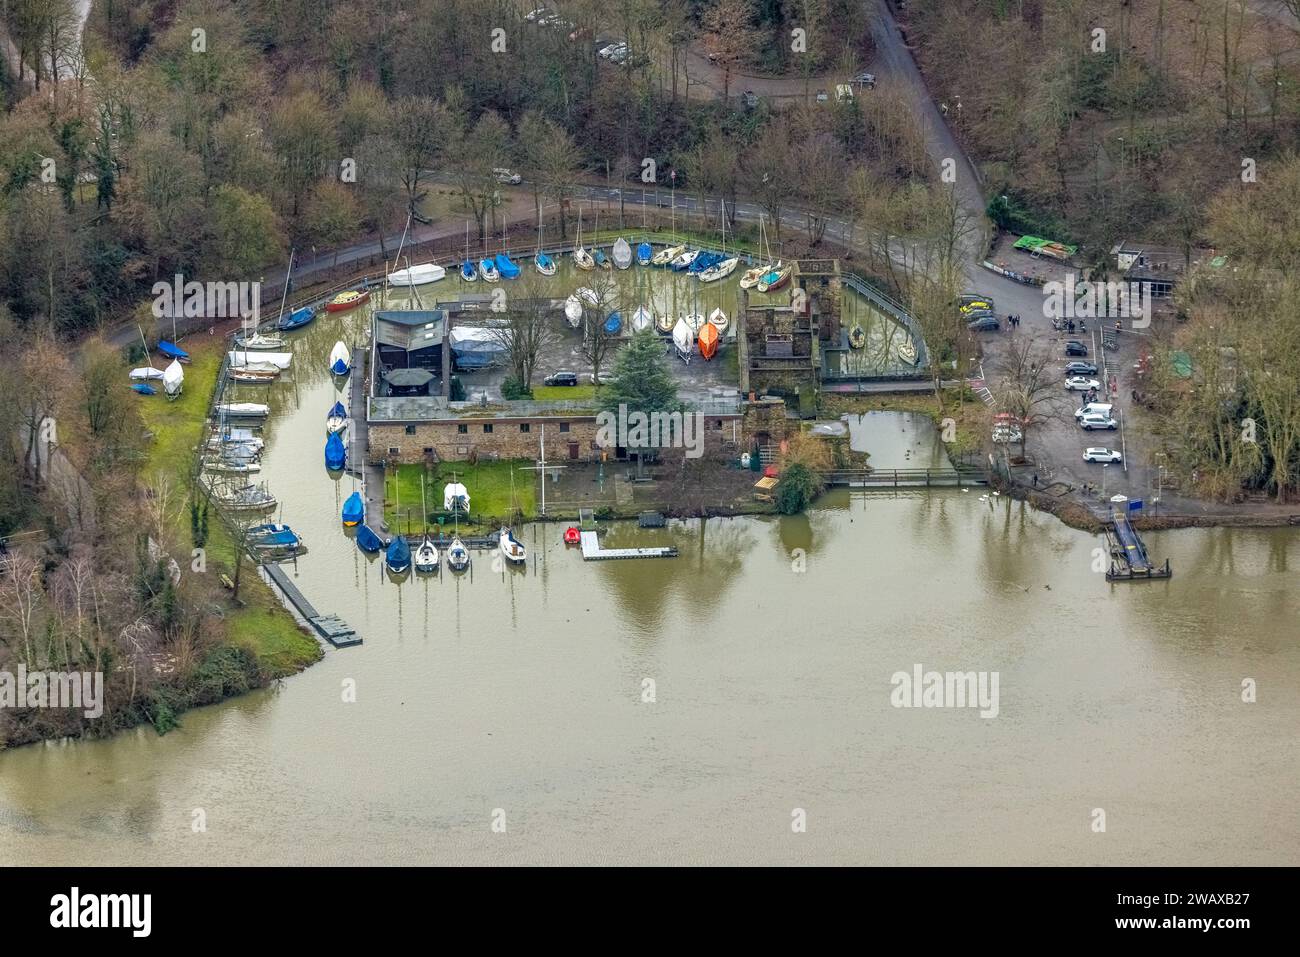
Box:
370;414;743;465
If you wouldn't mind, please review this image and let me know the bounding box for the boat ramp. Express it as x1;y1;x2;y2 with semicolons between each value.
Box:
262;563;362;647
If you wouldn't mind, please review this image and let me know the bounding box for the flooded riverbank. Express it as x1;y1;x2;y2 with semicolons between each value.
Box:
2;488;1297;865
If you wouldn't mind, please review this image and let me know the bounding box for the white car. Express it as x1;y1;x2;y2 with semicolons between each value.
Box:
1082;448;1122;464
1079;413;1117;431
598;43;621;59
1065;376;1101;392
494;167;522;185
524;7;547;21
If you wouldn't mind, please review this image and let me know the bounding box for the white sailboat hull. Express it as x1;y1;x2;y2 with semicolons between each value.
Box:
388;263;446;286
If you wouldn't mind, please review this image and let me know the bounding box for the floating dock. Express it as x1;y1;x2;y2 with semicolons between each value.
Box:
263;562;362;646
578;530;677;561
1105;510;1171;582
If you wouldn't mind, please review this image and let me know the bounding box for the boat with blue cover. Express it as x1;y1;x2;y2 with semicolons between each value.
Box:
131;383;157;396
278;306;316;331
157;341;189;362
604;313;622;335
637;242;652;266
325;431;346;470
341;491;364;526
495;253;521;278
356;524;385;553
385;535;412;574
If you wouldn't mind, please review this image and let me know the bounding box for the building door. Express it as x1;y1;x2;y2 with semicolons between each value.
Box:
568;442;579;460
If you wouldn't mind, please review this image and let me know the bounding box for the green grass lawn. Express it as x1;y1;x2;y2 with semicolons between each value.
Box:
532;384;599;402
384;459;537;533
136;340;320;677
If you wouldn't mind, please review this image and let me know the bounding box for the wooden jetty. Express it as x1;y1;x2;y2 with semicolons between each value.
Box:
578;530;677;561
263;562;362;647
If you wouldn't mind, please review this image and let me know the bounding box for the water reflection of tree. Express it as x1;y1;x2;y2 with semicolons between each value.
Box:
591;516;756;633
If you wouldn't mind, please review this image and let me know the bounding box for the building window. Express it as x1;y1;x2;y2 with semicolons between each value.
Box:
457;424;468;434
423;447;434;455
483;424;494;434
388;447;400;455
405;425;416;435
559;422;570;433
520;423;531;433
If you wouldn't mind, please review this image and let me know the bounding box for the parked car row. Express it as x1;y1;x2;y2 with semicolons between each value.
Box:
960;293;1000;332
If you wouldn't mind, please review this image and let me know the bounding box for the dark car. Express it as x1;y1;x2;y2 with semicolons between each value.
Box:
544;371;578;387
967;315;1000;332
1065;340;1089;357
1065;361;1098;375
964;308;996;322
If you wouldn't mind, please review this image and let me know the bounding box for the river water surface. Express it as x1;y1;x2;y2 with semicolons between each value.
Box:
1;308;1297;866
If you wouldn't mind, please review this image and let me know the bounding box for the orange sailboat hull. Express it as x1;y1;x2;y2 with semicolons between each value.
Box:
697;322;719;360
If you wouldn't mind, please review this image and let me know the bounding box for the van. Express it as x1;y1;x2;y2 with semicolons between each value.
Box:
1074;402;1112;420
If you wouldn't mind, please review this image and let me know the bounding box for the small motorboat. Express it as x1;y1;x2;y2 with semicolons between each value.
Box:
329;341;352;376
414;536;440;573
563;526;581;545
631;305;652;332
208;482;276;511
700;256;739;283
157;341;190;363
495;252;521;278
636;242;652;266
277;306;316;331
573;246;595;270
388;263;446;287
697;320;719;361
898;337;918;364
228;368;278;384
739;263;769;289
593;247;611;270
604;313;622;336
672;316;693;362
612;237;633;269
324;431;347;470
708;307;729;333
203;455;259;474
341;490;364;527
215;402;269;418
131;383;157;396
130;367;164;381
446;536;470;571
498;526;526;564
651;244;684;267
326;401;348;434
325;289;370;312
756;263;792;293
356;524;385;554
478;258;499;282
669;249;700;272
534;251;556;276
460;260;477;281
228;350;292;371
233;330;286;350
655;311;675;334
247;524;303;557
848;325;867;349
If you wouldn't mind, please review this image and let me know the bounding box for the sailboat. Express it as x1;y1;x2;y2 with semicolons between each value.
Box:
655;311;675;334
478;257;499;282
612;236;632;269
573;207;595;270
592;210;611;269
697;320;719;360
356;524;385;553
325;289;370;312
325;431;346;470
670;249;699;272
414;479;439;573
672;316;693;362
534;215;556;275
498;526;526;564
228;350;292;371
446;473;470;572
564;296;583;328
756;262;792;293
342;490;364;526
233;329;285;350
162;359;184;398
898;336;919;364
631;305;652;332
740;215;774;289
460;222;477;281
651;244;684;267
636;241;652;266
708;307;729;333
386;535;411;574
329;341;352;376
495;251;521;278
326;401;348;434
388;262;446;286
702;201;739;283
